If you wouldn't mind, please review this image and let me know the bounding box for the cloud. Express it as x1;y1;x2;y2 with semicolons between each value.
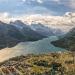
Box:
0;0;74;16
22;0;26;2
0;12;10;18
53;0;60;2
37;0;43;3
67;0;75;10
3;12;9;17
57;0;75;10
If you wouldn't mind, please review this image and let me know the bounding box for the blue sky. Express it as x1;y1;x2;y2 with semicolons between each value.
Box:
0;0;75;16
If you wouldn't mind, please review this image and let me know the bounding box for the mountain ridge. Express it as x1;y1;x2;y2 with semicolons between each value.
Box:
0;21;45;50
51;27;75;51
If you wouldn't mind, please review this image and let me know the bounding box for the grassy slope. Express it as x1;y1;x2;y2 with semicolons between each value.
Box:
0;52;75;75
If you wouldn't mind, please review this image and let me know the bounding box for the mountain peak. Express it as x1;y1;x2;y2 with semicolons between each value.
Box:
64;12;75;17
10;20;25;25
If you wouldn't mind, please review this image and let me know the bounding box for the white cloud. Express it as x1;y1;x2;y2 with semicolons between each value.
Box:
22;0;26;2
0;12;13;23
3;12;9;17
37;0;43;3
53;0;60;2
0;12;10;18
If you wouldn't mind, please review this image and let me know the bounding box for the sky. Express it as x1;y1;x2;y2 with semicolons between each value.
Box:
0;0;75;16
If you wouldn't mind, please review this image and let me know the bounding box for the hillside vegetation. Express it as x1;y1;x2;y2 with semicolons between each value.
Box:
0;52;75;75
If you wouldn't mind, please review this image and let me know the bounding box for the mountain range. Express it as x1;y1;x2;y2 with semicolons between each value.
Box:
30;23;63;36
0;21;45;50
0;12;75;50
0;19;65;50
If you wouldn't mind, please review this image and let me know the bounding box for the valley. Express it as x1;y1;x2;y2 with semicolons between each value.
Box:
0;0;75;75
0;36;65;62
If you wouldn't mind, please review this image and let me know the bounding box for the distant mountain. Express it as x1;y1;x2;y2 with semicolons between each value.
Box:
51;27;75;51
10;20;45;40
30;23;63;36
64;12;75;18
0;21;44;50
30;23;54;36
0;21;26;49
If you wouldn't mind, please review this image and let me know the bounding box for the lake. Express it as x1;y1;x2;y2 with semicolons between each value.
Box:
0;36;65;62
